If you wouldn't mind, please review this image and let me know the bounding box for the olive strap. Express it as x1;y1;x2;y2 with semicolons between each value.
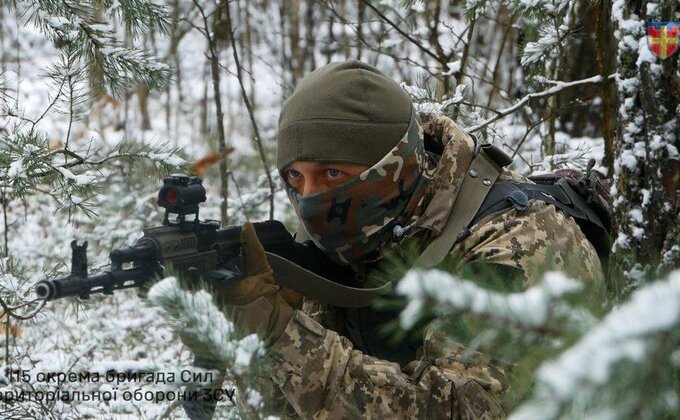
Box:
414;144;509;268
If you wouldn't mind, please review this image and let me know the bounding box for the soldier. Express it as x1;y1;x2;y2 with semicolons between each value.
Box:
204;61;603;418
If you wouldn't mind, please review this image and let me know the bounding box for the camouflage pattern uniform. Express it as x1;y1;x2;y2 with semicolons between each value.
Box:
411;113;603;285
266;113;603;418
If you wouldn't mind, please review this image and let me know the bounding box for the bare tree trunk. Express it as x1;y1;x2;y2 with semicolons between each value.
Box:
451;8;476;122
484;7;516;114
244;0;257;107
224;0;276;220
0;4;6;74
89;2;107;99
427;0;452;96
326;6;335;64
200;62;209;137
137;84;151;131
356;0;365;61
279;0;292;97
340;0;351;60
165;0;183;134
545;89;557;157
302;0;316;72
122;30;130;140
1;190;8;258
543;14;567;158
194;0;230;225
289;0;303;83
595;0;617;175
164;75;171;133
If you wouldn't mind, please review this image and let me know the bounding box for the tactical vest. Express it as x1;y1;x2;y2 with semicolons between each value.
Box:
470;175;612;265
415;143;612;269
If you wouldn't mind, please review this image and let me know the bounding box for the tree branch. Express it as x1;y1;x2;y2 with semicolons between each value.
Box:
359;0;444;65
466;74;616;133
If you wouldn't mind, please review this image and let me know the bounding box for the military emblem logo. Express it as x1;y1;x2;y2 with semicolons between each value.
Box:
646;21;679;60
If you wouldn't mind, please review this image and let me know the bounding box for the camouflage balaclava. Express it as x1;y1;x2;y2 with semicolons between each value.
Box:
277;61;432;265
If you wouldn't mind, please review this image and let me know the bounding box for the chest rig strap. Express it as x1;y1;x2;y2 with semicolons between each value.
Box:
414;143;513;268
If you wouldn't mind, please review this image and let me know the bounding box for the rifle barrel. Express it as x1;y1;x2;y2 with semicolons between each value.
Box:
34;265;157;300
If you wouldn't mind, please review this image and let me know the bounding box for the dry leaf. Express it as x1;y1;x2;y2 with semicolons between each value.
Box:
92;94;120;113
192;152;223;176
192;147;235;176
0;314;22;338
48;139;63;152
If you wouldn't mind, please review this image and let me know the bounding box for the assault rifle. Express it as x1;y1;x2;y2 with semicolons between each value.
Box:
34;175;355;302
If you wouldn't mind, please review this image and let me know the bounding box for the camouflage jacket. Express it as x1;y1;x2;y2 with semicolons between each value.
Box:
266;113;603;418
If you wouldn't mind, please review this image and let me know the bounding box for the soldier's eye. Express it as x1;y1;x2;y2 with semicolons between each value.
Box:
285;169;302;181
327;168;342;178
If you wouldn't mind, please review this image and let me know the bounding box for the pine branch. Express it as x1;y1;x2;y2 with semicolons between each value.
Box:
397;269;583;332
103;0;173;37
148;277;264;418
1;129;185;220
512;270;680;419
19;0;173;97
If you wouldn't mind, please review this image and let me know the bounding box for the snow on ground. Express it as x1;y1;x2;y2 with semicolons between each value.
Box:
0;10;285;418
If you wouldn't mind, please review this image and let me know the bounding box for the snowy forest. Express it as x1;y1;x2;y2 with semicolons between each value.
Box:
0;0;679;418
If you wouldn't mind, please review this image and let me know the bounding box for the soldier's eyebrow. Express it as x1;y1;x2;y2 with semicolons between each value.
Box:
306;162;336;168
286;161;325;169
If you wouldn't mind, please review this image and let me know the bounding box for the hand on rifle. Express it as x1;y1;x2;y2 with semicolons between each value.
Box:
213;222;303;344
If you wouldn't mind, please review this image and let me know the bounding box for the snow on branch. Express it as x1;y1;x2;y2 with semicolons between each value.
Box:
511;270;680;419
147;277;264;375
20;0;172;96
148;277;265;416
105;0;173;37
466;74;616;134
521;24;566;67
401;82;468;115
396;269;582;330
1;131;184;218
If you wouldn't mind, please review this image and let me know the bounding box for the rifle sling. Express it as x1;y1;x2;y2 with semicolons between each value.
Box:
266;252;392;308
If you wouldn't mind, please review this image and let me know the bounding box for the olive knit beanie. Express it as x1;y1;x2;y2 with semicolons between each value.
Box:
276;60;415;172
